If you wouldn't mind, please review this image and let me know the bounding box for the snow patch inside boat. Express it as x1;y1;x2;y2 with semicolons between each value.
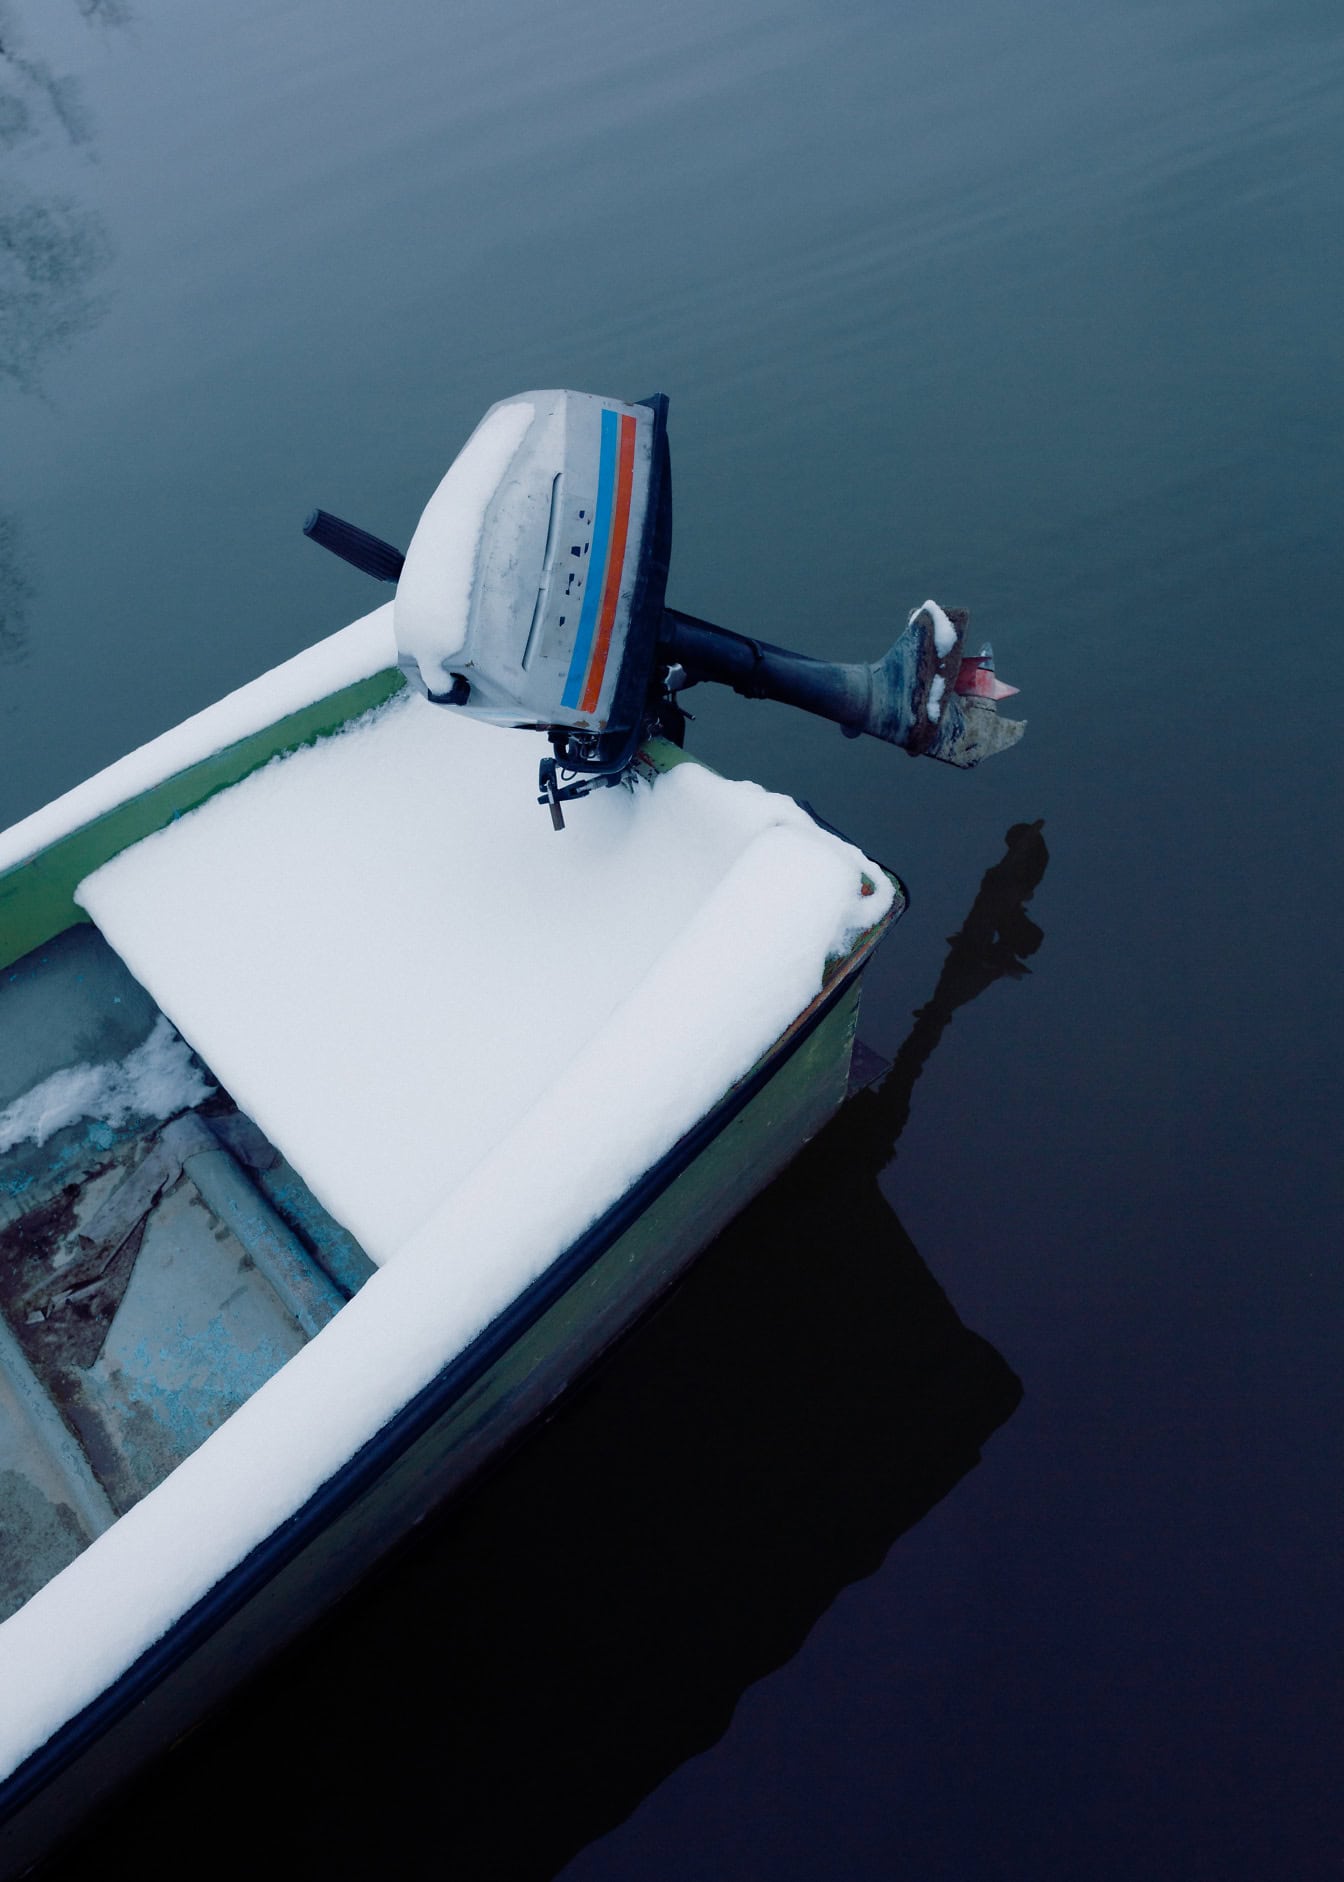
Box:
0;1016;212;1156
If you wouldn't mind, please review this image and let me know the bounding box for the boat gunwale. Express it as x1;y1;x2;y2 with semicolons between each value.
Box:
0;666;408;974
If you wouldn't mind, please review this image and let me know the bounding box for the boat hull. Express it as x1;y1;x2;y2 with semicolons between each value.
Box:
0;936;887;1877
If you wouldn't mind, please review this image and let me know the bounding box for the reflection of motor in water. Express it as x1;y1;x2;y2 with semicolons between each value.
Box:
43;824;1049;1882
856;817;1050;1161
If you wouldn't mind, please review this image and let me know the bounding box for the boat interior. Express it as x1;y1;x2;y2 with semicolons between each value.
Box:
0;922;376;1623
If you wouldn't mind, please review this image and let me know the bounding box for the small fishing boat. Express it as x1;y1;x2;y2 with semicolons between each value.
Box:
0;389;1023;1876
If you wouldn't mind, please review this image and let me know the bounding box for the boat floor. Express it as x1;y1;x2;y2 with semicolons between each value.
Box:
0;924;376;1622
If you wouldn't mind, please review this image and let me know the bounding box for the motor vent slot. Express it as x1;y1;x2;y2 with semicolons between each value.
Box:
523;474;563;671
540;473;562;575
521;589;545;671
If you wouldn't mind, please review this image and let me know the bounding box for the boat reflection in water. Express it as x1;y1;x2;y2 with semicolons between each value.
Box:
40;821;1048;1882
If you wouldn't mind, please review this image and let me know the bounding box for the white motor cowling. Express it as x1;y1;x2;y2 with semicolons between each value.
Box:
393;390;670;751
303;385;1023;829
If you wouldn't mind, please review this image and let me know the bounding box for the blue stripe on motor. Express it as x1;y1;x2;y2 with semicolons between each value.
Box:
561;407;618;711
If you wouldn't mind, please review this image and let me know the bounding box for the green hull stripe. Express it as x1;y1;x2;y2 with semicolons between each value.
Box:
0;667;406;971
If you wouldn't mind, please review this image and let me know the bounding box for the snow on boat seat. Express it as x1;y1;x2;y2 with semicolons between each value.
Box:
77;689;891;1271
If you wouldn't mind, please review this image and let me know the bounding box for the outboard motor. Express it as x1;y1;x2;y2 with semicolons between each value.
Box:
304;389;1024;827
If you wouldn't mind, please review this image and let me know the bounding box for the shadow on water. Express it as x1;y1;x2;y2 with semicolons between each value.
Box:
37;823;1048;1882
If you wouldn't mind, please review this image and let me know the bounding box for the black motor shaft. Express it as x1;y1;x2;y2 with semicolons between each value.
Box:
660;610;876;730
658;605;1023;767
300;506;1023;782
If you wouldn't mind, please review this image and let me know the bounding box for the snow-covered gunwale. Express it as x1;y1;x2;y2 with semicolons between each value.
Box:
0;613;902;1878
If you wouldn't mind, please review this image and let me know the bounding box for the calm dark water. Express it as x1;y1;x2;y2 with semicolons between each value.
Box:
4;1;1341;1877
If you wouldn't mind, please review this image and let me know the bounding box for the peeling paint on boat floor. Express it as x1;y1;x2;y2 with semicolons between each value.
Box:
73;1179;310;1509
0;1133;320;1546
0;930;377;1618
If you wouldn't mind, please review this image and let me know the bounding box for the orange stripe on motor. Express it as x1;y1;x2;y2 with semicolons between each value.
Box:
580;412;637;716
